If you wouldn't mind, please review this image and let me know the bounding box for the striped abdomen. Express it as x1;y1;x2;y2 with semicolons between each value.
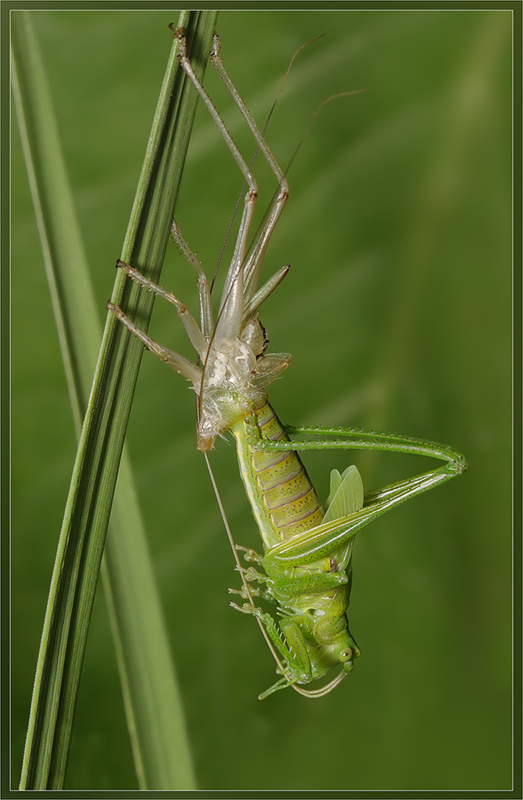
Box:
232;399;324;550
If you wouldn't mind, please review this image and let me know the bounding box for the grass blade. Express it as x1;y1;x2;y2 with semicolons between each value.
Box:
13;9;218;789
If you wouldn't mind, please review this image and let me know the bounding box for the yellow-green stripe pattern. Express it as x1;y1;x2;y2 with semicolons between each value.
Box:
233;400;324;546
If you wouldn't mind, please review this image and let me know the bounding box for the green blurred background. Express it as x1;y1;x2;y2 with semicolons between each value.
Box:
11;8;512;791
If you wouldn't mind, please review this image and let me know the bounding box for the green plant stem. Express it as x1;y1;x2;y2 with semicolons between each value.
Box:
13;9;217;789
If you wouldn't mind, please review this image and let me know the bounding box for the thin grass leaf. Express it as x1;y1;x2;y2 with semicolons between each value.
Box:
13;9;218;789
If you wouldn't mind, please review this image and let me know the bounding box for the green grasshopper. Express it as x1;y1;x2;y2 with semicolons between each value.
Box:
107;29;467;699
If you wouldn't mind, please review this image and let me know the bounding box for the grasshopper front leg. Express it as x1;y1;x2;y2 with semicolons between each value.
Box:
230;600;318;691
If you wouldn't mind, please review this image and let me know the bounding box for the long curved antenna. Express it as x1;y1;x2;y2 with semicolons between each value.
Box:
290;669;346;699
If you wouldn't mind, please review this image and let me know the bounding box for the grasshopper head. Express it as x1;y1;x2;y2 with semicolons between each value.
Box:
339;642;360;674
320;634;361;677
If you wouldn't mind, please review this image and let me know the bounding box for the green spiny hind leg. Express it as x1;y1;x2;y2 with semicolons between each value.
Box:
252;423;466;567
280;423;467;478
230;602;312;688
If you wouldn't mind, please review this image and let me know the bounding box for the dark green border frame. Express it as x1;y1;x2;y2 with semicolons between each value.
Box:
2;2;521;799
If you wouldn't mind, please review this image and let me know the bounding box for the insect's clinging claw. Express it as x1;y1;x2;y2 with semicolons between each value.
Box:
229;600;261;616
210;33;221;59
235;544;263;563
168;22;185;45
228;585;264;599
235;565;267;586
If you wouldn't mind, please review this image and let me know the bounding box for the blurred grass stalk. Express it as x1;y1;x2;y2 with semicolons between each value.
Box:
12;8;218;790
